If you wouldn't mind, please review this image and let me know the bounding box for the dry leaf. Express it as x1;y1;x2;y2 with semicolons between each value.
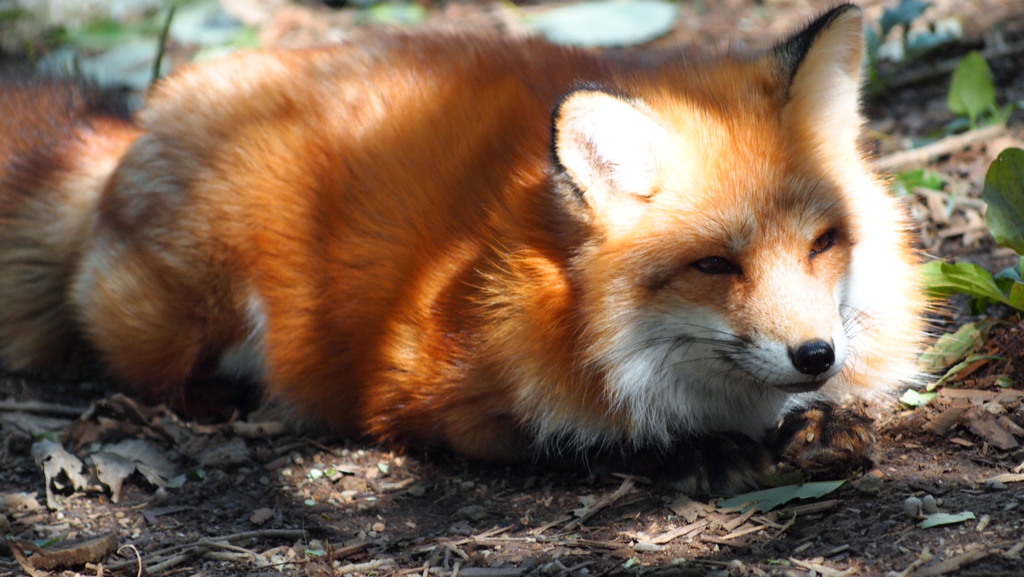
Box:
31;440;89;509
964;408;1019;450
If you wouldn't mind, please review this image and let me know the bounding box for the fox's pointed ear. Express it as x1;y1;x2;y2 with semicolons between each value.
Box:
553;90;670;229
772;4;865;148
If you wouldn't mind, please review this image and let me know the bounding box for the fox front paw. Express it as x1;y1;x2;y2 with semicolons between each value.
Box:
637;433;777;496
773;403;878;478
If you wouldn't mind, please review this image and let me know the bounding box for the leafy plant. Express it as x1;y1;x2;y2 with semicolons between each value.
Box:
922;148;1024;312
919;149;1024;390
891;168;945;197
865;0;959;95
947;51;1014;129
982;148;1024;254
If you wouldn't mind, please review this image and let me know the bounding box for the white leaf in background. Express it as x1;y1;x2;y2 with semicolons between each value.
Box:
523;0;678;48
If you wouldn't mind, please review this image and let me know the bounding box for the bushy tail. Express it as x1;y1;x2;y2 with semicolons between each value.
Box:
0;78;138;375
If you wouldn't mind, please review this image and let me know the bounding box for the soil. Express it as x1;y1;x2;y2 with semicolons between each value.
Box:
2;1;1024;576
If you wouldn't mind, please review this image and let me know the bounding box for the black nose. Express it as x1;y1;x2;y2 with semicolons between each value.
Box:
790;340;835;375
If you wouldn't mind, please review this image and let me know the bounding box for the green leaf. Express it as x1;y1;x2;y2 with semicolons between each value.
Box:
357;2;427;26
920;261;1013;307
982;148;1024;255
524;0;678;48
918;321;987;370
919;511;976;528
930;354;1003;389
891;168;945;196
900;389;937;407
717;480;845;513
947;51;996;124
879;0;931;37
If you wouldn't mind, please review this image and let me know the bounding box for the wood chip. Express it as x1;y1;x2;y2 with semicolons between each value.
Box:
963;408;1019;450
789;557;852;577
923;406;968;435
901;544;990;577
562;478;634;531
648;519;709;545
11;533;118;571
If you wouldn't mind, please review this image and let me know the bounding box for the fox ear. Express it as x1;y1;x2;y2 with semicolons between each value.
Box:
553;90;670;226
772;4;865;147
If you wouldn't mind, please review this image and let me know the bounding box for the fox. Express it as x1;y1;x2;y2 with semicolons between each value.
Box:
0;4;928;493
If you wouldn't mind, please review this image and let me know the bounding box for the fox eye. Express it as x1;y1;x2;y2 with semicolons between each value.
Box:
810;229;836;256
692;256;741;275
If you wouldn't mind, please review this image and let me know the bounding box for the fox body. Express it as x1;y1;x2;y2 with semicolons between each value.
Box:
0;5;927;486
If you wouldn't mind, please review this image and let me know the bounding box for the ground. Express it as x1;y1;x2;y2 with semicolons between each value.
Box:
1;1;1024;576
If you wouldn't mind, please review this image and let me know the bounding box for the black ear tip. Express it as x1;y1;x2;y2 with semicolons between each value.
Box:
774;3;863;82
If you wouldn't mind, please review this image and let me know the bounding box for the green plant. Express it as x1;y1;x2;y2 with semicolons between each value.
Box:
947;51;1014;129
922;148;1024;312
865;0;959;95
918;148;1024;392
891;168;945;197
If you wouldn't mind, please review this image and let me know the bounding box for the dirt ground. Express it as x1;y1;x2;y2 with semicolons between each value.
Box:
2;1;1024;576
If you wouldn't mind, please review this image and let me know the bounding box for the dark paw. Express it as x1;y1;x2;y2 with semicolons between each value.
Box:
609;433;776;496
773;403;877;478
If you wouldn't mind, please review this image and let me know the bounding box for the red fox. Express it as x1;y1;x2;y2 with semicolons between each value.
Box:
0;4;928;492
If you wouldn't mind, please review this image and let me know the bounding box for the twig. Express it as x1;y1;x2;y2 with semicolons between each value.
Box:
648;519;709;545
872;125;1006;172
0;399;87;417
562;478;635;532
774;498;842;517
327;541;371;563
900;544;990;577
151;6;175;86
336;558;397;575
722;506;758;532
718;523;766;541
104;528;314;572
888;40;1024;90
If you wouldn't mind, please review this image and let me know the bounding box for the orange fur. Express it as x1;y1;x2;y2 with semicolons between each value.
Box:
0;5;929;466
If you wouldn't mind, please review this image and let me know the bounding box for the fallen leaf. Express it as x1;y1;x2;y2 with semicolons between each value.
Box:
963;408;1019;450
717;480;846;513
919;511;976;528
196;436;252;467
923;405;968;435
669;493;712;523
91;452;137;502
31;440;89;509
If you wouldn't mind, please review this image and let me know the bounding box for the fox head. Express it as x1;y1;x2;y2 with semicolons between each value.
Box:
549;5;922;446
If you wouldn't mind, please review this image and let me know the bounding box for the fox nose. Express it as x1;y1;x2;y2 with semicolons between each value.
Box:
790;340;835;375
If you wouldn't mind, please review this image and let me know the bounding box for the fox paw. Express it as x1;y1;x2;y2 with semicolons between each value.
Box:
638;433;777;496
773;403;877;478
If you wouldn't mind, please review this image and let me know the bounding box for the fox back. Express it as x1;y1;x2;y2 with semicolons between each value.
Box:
0;5;927;481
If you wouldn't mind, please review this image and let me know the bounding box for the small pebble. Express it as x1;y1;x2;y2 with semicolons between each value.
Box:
857;474;884;495
903;496;923;518
921;494;939;515
455;504;487;522
986;480;1008;491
